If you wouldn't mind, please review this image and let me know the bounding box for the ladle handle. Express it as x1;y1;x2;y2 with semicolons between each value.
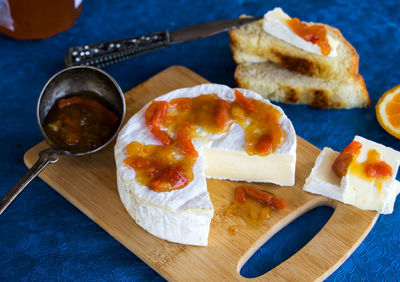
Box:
0;148;60;215
65;31;171;68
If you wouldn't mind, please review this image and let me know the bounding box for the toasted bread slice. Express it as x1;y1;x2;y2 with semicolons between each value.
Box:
229;18;359;81
235;62;370;109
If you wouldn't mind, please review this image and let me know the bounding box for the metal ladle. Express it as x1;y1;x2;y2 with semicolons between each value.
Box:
0;66;126;215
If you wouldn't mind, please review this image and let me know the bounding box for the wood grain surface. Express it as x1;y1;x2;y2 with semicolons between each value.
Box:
24;66;378;281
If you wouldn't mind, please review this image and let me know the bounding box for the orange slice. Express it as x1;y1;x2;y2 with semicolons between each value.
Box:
376;85;400;139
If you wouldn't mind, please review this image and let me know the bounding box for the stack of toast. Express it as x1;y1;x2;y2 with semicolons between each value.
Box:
229;8;370;109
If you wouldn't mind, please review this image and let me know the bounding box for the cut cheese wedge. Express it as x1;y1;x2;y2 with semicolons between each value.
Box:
114;84;297;245
304;136;400;214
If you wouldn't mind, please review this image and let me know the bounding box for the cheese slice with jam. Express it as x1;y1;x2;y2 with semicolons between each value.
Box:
114;84;296;245
263;7;339;57
304;136;400;214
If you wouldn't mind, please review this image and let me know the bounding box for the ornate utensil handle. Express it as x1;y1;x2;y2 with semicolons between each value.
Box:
0;148;60;215
65;31;171;67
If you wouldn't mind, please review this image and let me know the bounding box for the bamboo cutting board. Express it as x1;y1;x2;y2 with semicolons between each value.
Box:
24;66;378;281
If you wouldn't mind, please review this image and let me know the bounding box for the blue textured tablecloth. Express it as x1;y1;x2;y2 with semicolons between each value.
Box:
1;0;399;280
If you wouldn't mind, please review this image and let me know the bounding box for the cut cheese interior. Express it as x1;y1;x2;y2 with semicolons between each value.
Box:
115;84;296;245
203;147;295;185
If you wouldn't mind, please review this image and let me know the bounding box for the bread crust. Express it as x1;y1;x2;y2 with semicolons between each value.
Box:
353;73;370;107
234;63;370;109
229;19;359;82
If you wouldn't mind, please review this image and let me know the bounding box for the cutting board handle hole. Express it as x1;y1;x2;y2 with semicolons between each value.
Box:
239;205;334;278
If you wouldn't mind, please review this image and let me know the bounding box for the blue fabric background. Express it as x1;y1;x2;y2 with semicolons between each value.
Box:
1;0;399;280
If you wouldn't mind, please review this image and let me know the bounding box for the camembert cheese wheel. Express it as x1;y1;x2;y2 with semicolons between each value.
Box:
115;84;296;245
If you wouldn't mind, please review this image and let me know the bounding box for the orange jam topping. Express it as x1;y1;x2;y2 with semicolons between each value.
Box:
332;141;362;177
125;91;286;192
286;17;331;56
124;141;196;192
332;141;393;191
225;185;286;235
349;149;393;180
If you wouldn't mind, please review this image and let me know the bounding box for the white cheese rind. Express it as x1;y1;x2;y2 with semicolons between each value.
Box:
303;147;342;201
115;83;296;245
263;7;338;57
382;180;400;214
303;136;400;214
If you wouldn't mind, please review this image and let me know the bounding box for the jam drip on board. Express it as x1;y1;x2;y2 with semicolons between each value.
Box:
225;185;286;235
